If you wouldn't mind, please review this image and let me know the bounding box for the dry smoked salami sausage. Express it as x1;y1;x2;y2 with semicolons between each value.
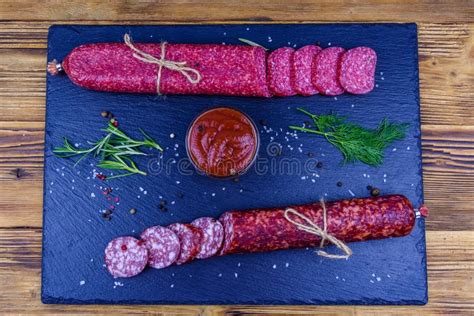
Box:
52;42;271;97
219;195;415;255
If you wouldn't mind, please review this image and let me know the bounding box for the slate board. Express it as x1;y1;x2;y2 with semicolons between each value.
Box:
42;24;427;305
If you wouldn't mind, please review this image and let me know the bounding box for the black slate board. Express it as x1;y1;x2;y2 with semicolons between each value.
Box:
42;24;427;305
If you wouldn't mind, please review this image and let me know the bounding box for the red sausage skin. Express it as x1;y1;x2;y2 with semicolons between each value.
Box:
62;43;271;97
219;195;415;255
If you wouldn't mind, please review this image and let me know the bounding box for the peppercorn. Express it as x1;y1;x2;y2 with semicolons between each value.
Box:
337;181;343;187
307;152;314;158
129;208;137;215
316;161;323;169
303;121;311;128
104;209;112;216
371;187;380;197
101;111;110;118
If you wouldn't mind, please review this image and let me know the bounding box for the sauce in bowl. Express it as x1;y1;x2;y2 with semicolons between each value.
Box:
186;107;259;178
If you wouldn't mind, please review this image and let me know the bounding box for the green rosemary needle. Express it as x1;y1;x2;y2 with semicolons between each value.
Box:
289;108;408;166
53;121;162;179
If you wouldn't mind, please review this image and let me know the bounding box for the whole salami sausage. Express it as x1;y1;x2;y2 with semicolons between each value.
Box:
219;195;415;255
48;39;271;97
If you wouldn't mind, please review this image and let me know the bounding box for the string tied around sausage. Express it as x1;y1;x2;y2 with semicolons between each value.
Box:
284;199;353;260
124;34;202;95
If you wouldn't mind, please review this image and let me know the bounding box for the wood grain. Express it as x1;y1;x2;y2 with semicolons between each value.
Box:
0;0;472;314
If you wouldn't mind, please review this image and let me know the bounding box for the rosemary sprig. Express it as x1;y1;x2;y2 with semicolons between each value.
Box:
289;108;408;166
238;38;268;50
53;121;162;179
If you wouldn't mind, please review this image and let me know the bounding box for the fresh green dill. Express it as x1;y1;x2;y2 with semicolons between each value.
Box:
289;108;408;166
53;122;162;179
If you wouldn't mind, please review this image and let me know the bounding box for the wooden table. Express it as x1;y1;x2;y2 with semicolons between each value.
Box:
0;1;472;314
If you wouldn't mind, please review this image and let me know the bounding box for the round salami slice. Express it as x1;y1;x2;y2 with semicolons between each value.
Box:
104;236;148;278
292;45;322;96
312;47;345;96
191;217;224;259
168;223;203;265
140;226;180;269
267;47;296;97
339;47;377;94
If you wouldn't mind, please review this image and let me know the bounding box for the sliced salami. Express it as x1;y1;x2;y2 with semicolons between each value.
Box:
312;47;345;96
267;47;296;97
339;47;377;94
140;226;180;269
168;223;203;265
104;236;148;278
292;45;322;96
191;217;224;259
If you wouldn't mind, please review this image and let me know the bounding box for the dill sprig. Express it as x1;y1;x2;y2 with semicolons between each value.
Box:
289;108;408;166
53;122;162;179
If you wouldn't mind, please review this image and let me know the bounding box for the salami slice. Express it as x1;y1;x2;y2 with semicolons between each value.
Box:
104;236;148;278
267;47;296;97
339;47;377;94
140;226;180;269
191;217;224;259
312;47;345;96
292;45;322;96
168;223;203;265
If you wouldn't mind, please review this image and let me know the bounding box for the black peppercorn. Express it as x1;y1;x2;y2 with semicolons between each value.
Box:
337;181;343;187
307;152;314;158
316;161;323;168
371;188;380;197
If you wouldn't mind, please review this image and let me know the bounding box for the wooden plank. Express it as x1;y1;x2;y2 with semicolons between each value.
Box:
0;229;471;314
0;1;473;23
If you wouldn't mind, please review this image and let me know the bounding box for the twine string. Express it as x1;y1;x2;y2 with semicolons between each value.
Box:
284;199;353;260
123;34;201;94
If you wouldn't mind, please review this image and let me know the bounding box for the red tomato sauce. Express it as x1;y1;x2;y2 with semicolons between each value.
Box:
186;107;259;177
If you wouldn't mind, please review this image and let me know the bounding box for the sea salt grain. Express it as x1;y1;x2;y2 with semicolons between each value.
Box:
272;264;277;269
80;280;85;285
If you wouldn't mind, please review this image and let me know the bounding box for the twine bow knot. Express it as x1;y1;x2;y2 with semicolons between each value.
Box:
284;199;352;259
124;34;202;94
